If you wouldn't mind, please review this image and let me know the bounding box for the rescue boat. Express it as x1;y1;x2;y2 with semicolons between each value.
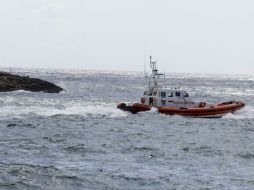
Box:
117;56;245;118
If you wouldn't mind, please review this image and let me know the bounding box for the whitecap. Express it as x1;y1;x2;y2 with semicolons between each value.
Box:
147;107;159;114
0;102;129;119
223;106;254;120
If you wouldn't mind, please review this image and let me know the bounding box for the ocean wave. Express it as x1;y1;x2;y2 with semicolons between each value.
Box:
147;107;158;114
0;102;128;119
0;162;88;189
236;153;254;159
223;106;254;120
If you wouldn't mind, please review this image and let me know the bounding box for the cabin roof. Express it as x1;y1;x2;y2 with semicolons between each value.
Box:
146;86;187;92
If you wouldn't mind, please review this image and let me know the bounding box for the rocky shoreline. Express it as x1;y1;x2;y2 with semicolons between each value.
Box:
0;71;63;93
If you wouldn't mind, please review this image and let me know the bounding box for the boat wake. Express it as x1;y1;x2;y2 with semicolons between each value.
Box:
223;106;254;120
0;102;129;119
147;107;159;114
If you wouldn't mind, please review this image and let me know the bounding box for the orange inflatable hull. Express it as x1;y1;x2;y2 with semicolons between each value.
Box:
117;101;245;118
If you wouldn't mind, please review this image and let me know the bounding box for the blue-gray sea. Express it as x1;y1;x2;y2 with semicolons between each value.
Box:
0;68;254;190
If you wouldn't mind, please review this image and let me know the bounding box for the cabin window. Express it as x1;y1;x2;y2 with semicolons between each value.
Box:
168;92;174;97
175;92;181;97
161;100;166;105
153;91;157;96
143;91;147;95
160;92;166;98
183;92;189;97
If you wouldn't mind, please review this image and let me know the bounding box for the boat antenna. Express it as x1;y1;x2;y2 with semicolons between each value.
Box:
150;56;157;86
164;72;166;86
149;56;164;87
150;56;158;72
144;61;148;79
143;43;148;79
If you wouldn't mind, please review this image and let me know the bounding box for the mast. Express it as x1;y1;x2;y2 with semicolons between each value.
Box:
148;56;164;88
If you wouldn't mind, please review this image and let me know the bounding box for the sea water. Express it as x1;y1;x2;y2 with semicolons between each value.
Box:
0;68;254;190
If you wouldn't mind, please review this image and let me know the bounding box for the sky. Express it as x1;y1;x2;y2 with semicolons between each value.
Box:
0;0;253;74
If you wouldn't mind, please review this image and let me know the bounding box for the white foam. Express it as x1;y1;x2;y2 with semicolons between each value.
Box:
147;107;159;114
0;102;128;119
223;106;254;120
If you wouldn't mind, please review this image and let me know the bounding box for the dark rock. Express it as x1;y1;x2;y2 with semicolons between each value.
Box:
182;147;190;152
7;123;17;127
0;71;64;93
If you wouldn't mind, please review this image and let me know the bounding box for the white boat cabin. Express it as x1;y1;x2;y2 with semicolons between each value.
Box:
140;56;208;108
141;86;200;108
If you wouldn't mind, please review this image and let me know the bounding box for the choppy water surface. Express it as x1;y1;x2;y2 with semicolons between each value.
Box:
0;68;254;190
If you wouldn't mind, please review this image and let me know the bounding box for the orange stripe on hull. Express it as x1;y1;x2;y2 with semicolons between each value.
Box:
117;102;245;118
158;103;244;117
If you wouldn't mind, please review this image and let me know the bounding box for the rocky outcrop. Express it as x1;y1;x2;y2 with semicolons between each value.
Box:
0;71;64;93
